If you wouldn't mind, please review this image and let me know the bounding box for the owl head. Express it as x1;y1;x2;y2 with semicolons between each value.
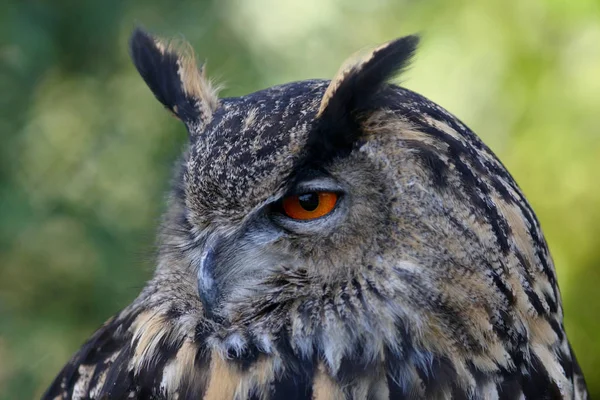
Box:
128;28;571;396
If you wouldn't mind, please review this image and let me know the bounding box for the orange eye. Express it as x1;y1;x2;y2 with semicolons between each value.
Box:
282;192;339;220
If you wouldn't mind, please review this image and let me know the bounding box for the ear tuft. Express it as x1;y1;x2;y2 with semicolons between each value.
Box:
129;27;219;134
305;35;419;165
318;35;419;119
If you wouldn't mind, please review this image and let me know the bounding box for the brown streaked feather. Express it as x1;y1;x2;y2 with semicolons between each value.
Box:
312;363;345;400
161;339;208;398
203;352;243;400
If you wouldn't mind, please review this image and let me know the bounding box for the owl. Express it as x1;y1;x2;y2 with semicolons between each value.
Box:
43;28;588;399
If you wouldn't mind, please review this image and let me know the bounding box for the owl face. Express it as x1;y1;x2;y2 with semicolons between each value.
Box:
175;80;392;322
129;29;571;394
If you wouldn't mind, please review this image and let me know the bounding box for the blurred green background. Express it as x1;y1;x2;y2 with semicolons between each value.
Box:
1;0;599;398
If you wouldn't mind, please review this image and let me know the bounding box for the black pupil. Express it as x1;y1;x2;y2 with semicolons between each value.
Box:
298;193;319;211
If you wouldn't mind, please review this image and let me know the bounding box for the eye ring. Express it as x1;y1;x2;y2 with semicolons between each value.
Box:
281;191;338;220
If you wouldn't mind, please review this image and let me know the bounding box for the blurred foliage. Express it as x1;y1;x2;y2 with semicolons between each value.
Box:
0;0;599;398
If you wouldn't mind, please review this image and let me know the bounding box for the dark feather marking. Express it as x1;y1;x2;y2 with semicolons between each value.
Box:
507;343;527;376
405;140;449;187
268;369;314;400
519;352;563;400
523;284;547;316
547;317;565;342
177;352;209;400
569;342;589;395
195;340;211;367
269;327;315;399
414;355;458;397
227;339;261;371
492;309;517;347
70;322;127;397
497;378;523;400
179;382;208;400
351;277;375;318
384;318;425;397
489;266;515;307
166;304;185;320
161;327;212;400
384;341;415;399
557;347;573;382
385;377;408;400
513;250;548;316
97;343;136;398
544;290;559;314
137;335;185;393
361;271;388;301
336;340;379;385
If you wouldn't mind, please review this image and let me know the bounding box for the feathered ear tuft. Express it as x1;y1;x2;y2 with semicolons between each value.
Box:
129;27;220;136
306;35;419;164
